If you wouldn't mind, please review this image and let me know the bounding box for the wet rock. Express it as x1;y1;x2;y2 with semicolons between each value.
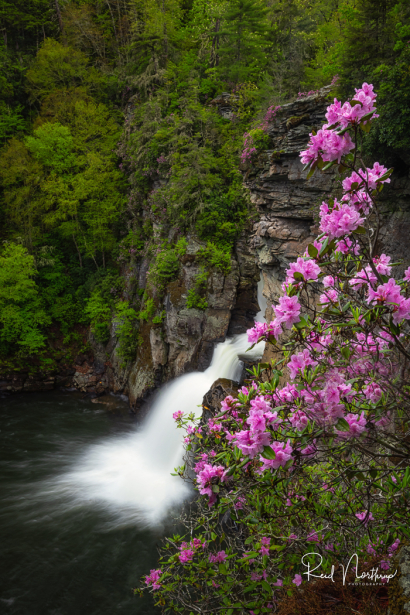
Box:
202;378;239;423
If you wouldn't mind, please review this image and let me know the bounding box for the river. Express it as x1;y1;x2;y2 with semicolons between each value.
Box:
0;280;267;614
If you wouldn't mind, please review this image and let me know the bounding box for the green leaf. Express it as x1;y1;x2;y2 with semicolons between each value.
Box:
212;485;220;493
322;160;336;171
284;458;294;470
261;446;276;460
219;563;227;574
335;418;350;431
377;168;394;182
389;318;400;336
306;164;317;180
359;111;375;122
261;580;271;593
308;244;318;258
293;271;304;281
319;236;329;256
353;226;366;234
242;552;259;560
350;99;363;106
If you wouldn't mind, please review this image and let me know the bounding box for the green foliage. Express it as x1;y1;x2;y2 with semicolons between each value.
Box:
26;123;76;173
0;0;409;369
0;243;50;355
197;242;231;273
85;289;112;343
148;248;180;289
372;46;410;154
137;297;156;321
186;267;208;310
218;0;270;82
175;237;188;256
114;300;139;365
26;39;103;102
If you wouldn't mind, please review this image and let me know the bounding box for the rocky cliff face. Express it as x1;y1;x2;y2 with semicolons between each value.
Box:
71;233;260;407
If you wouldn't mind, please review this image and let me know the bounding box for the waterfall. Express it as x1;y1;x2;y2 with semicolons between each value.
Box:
51;279;267;528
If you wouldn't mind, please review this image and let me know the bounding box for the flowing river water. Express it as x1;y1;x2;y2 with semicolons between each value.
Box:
0;281;267;614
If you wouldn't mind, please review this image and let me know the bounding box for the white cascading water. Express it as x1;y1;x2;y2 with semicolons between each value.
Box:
51;279;267;528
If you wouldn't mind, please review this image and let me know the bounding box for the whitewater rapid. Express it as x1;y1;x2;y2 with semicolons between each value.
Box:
47;279;267;528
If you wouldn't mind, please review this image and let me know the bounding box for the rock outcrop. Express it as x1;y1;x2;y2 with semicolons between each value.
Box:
79;234;260;408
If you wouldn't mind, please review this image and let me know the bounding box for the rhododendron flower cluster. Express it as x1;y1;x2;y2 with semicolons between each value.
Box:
196;463;228;506
145;568;162;590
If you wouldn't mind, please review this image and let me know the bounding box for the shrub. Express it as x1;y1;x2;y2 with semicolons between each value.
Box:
113;300;139;365
85;290;112;343
0;242;50;355
186;267;208;310
140;82;410;614
197;242;231;274
149;248;180;290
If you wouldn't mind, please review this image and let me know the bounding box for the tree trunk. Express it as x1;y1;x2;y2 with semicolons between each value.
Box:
73;235;83;268
55;0;64;32
211;19;221;67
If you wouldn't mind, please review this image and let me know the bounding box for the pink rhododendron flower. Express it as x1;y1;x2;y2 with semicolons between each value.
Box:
145;568;162;589
173;410;183;421
367;277;402;305
380;560;390;570
196;464;228;506
350;265;377;290
388;539;400;554
286;257;321;284
221;395;240;413
355;511;374;525
273;579;283;586
367;543;376;556
319;201;364;238
323;275;335;287
247;321;267;344
306;532;319;542
274;295;301;329
404;267;410;283
292;574;303;586
251;573;262;581
336;412;367;439
259;440;293;472
363;381;382;403
209;551;227;563
277;383;299;402
287;349;318;380
300;128;355;165
289;410;308;431
336;236;360;255
235;429;271;459
373;254;392;276
320;288;338;304
179;549;194;564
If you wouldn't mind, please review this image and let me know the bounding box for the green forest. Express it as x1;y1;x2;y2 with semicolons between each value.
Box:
0;0;409;369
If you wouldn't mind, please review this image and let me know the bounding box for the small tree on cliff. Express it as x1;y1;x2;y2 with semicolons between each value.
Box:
139;83;410;613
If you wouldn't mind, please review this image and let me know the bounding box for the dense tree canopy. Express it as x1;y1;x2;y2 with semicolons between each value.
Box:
0;0;409;367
